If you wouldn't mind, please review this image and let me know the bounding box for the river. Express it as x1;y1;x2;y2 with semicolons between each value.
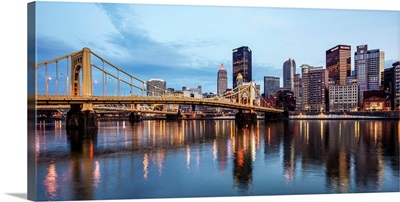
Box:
35;119;399;201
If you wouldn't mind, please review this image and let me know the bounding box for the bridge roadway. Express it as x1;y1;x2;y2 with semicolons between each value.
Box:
36;95;284;113
37;105;180;115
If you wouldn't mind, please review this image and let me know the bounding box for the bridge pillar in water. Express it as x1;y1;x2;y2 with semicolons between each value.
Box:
166;113;183;120
235;110;257;124
66;48;98;130
129;111;143;122
66;104;98;130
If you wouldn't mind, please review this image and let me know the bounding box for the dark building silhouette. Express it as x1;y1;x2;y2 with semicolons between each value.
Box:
381;61;400;110
232;46;252;89
275;88;296;111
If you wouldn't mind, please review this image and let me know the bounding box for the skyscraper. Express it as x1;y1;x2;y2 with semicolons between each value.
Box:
394;61;400;109
264;76;280;98
293;73;302;110
301;64;328;112
146;79;166;96
232;46;252;89
354;45;385;105
217;63;228;95
326;45;351;85
283;58;296;90
382;61;400;110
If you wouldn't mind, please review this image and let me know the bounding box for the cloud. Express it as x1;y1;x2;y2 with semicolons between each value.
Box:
36;2;128;59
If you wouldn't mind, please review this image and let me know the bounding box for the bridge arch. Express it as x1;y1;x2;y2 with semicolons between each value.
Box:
71;65;82;96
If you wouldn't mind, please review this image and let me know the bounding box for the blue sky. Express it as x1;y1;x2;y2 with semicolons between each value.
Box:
34;0;399;95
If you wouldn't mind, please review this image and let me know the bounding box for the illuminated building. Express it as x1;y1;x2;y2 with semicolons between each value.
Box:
263;76;280;98
283;58;296;90
326;45;351;85
217;63;228;95
232;46;252;89
362;90;390;111
146;79;166;96
354;45;385;106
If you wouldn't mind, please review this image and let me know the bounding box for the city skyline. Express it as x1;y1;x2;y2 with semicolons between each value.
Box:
33;1;399;94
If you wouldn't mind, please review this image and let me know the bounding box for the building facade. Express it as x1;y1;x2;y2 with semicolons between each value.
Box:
181;86;202;112
275;89;296;111
394;61;400;109
146;79;166;96
232;46;252;89
326;45;351;85
354;45;385;106
329;84;359;112
293;73;302;110
382;61;400;110
182;86;202;96
362;90;390;111
217;63;228;95
301;65;328;112
283;58;296;90
263;76;280;98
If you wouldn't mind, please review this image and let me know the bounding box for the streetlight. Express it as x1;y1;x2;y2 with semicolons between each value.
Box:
92;80;98;95
46;76;52;95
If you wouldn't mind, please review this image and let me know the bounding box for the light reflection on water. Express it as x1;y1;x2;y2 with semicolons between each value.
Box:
35;119;399;201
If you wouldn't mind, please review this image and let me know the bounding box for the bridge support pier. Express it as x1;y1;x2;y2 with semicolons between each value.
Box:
264;108;289;122
235;110;257;123
129;112;143;122
166;113;182;120
66;104;98;130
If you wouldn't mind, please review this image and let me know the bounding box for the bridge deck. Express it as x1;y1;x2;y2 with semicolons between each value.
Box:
36;95;284;113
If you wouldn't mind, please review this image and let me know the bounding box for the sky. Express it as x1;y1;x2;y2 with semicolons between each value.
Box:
33;0;399;95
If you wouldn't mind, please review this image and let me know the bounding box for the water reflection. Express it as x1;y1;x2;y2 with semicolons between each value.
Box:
232;124;255;194
44;163;58;200
36;120;399;201
66;129;98;200
268;120;399;194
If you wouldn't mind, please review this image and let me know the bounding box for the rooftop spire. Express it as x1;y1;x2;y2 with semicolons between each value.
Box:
219;63;225;70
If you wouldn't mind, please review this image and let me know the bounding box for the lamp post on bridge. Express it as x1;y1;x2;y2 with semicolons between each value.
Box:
92;80;98;96
46;76;52;95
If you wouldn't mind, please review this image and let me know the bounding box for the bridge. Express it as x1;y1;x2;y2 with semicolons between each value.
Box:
35;47;286;130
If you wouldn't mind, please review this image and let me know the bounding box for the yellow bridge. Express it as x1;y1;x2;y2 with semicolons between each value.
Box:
35;47;285;129
36;95;283;113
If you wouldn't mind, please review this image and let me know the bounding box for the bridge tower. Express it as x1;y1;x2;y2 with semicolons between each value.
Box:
66;47;98;130
235;79;258;123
